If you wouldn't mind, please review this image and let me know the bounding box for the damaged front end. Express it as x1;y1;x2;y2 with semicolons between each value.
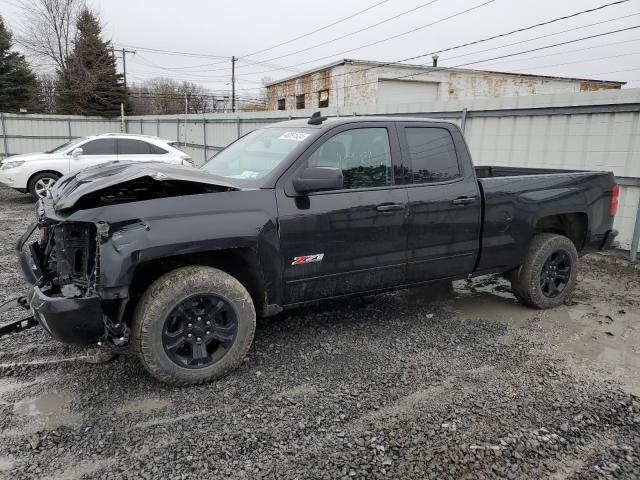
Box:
17;212;128;348
16;161;250;349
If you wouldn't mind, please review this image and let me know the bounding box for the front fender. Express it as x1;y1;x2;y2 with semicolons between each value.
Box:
65;190;281;303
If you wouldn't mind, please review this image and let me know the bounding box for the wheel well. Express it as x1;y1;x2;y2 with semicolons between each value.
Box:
27;170;63;188
123;248;267;325
534;213;588;251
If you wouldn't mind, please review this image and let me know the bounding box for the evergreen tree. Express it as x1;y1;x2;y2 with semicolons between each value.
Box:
0;15;41;113
55;8;129;116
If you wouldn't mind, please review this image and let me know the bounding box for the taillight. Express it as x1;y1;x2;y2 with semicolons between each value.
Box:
611;184;619;217
181;155;193;166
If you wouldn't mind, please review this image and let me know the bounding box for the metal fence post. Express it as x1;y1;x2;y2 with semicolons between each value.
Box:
202;118;208;164
460;108;468;134
67;118;72;140
140;119;143;135
156;119;160;137
236;117;241;139
0;113;8;159
631;193;640;262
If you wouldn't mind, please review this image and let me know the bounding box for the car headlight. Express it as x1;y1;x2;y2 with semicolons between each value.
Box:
1;160;26;170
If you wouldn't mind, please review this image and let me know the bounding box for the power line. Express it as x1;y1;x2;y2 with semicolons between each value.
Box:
508;51;640;73
231;2;637;92
233;0;630;78
236;0;497;73
467;38;640;69
241;0;392;58
115;0;631;80
115;44;230;62
402;0;631;64
441;11;640;63
241;0;441;65
244;0;632;77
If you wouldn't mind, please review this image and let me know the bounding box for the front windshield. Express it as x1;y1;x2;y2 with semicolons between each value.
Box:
45;137;88;154
200;127;313;182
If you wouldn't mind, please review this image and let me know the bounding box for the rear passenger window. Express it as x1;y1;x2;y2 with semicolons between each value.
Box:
118;139;166;155
148;143;168;154
405;127;459;183
308;128;393;189
80;139;117;155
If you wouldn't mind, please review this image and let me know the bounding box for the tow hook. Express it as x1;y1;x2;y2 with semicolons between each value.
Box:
0;296;38;337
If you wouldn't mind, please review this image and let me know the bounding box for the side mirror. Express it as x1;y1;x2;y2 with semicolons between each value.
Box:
293;167;343;194
71;147;83;159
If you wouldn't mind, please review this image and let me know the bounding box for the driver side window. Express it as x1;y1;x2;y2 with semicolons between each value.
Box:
308;128;393;189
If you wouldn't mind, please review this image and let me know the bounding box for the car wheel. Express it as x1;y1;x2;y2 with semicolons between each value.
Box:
28;172;60;200
132;266;256;386
510;233;578;309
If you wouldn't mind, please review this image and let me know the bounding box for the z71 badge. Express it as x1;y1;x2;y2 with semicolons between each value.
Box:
291;254;324;266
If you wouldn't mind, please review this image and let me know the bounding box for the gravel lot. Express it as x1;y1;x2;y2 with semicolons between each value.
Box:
0;184;639;480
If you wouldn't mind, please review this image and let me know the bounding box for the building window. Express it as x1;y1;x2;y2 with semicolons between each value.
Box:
318;89;329;108
296;94;305;109
277;98;285;110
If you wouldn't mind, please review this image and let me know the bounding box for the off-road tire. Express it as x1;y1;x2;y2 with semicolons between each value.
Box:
510;233;578;309
133;266;256;386
28;172;60;200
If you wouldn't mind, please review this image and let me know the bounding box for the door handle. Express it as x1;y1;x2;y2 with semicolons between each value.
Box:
452;196;477;206
376;203;404;212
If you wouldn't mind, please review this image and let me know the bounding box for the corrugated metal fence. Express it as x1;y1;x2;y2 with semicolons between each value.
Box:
1;89;639;257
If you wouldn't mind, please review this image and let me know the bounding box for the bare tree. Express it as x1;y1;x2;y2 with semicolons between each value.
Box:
38;73;56;112
130;78;231;115
16;0;83;70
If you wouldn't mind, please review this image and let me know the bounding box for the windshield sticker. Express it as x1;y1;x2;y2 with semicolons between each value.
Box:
227;170;261;179
279;132;310;142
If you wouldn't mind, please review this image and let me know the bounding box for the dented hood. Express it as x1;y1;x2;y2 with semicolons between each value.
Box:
51;161;239;211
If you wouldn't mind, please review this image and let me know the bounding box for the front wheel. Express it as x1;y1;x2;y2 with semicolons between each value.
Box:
133;266;256;386
28;172;60;200
509;233;578;309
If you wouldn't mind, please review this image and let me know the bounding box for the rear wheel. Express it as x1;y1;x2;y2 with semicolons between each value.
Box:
28;172;60;200
509;233;578;309
133;266;256;386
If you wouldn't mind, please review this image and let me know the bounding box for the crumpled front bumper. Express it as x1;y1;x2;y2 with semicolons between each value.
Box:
30;286;104;345
16;221;105;345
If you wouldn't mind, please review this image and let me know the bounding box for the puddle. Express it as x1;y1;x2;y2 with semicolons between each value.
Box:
441;277;640;397
0;378;34;401
118;398;171;414
449;290;537;327
561;303;640;396
12;391;81;432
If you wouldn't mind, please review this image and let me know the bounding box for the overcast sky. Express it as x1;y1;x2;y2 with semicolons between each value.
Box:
1;0;639;98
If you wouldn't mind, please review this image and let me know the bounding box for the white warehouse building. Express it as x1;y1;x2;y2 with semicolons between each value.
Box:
265;58;624;111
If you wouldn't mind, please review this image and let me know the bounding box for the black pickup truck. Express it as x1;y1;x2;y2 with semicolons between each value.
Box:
15;114;619;385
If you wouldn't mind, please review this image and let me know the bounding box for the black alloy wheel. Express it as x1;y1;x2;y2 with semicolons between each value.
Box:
162;295;237;369
539;250;572;298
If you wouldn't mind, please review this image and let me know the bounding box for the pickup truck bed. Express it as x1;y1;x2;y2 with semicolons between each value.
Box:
475;166;616;273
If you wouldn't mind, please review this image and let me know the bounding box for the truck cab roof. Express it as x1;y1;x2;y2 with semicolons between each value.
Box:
267;115;458;130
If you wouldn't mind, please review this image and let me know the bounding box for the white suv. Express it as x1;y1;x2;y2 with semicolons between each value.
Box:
0;133;193;199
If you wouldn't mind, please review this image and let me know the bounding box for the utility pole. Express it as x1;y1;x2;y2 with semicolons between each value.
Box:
120;48;136;88
231;56;236;113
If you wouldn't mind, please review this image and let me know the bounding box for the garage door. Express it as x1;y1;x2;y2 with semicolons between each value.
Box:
377;79;439;105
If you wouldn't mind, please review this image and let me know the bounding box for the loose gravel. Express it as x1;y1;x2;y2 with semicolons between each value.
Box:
0;184;639;480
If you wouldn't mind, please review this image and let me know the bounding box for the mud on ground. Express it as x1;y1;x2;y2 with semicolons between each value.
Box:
0;185;639;480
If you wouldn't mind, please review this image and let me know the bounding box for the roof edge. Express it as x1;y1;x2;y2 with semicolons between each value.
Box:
264;58;626;88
